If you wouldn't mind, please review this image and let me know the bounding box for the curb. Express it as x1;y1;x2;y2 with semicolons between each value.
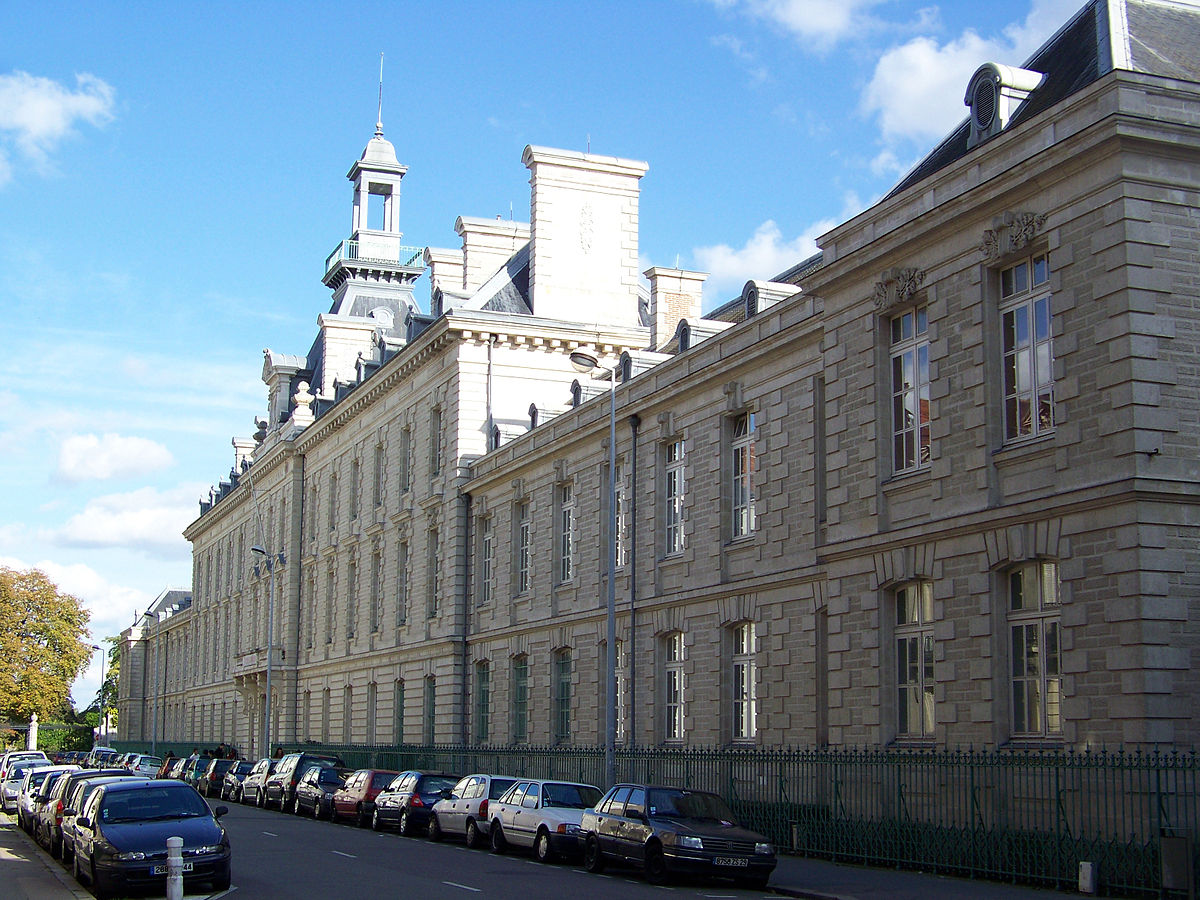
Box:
0;812;93;899
772;888;856;900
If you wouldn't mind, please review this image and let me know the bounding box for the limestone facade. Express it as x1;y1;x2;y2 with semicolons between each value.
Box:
119;0;1200;757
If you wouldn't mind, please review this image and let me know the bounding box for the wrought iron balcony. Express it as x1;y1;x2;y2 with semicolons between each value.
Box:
324;238;424;274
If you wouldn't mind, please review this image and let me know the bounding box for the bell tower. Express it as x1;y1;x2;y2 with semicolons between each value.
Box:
321;63;421;328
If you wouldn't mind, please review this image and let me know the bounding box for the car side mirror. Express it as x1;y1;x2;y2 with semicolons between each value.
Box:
62;807;75;816
77;817;92;830
214;805;229;819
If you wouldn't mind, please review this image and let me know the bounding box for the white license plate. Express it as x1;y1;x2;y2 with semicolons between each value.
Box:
713;856;748;867
151;862;194;875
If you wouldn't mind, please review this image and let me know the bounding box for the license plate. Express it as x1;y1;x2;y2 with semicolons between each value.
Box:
713;856;748;867
151;862;194;875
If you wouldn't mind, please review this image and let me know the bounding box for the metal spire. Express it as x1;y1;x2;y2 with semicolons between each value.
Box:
376;52;385;138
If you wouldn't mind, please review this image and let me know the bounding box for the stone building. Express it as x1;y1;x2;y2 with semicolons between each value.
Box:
120;0;1200;758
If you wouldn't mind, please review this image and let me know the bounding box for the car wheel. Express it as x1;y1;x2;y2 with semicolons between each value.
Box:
399;808;412;835
290;794;301;815
643;844;669;885
464;818;483;849
72;850;84;884
91;860;113;899
371;808;384;831
63;838;74;864
490;822;507;854
313;799;323;819
427;813;443;841
535;828;555;863
256;789;265;809
583;835;605;873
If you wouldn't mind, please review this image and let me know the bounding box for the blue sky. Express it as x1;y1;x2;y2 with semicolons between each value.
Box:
0;0;1083;710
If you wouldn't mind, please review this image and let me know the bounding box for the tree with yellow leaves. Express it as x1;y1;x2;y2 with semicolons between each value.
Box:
0;566;91;722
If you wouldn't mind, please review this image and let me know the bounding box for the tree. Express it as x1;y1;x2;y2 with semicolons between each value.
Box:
0;567;91;722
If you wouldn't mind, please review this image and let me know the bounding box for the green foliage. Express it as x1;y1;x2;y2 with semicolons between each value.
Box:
0;566;91;722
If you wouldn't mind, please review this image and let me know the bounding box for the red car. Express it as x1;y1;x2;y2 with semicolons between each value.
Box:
330;768;398;828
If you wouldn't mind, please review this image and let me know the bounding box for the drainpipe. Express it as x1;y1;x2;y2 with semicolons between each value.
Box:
627;413;640;746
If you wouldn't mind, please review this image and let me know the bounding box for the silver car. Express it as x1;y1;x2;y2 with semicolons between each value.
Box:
428;774;519;848
15;765;75;832
2;759;50;812
488;779;604;862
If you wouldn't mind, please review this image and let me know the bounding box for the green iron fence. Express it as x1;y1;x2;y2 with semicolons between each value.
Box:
111;741;1198;897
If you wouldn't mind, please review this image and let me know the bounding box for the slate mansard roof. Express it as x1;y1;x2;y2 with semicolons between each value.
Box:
888;0;1200;199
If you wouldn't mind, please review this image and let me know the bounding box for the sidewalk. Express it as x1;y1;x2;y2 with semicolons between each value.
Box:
770;853;1096;900
0;811;91;900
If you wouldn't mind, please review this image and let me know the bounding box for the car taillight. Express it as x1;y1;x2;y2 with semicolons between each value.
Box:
479;799;489;818
409;793;423;807
55;800;63;824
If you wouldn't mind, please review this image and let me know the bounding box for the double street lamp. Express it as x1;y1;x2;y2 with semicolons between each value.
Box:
252;544;282;758
569;349;618;789
91;643;106;745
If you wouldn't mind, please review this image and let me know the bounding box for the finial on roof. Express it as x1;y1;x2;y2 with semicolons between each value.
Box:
376;52;385;138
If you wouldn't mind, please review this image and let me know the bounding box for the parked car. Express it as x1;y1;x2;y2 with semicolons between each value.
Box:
330;768;397;827
488;778;603;862
2;758;50;812
179;756;212;789
578;784;777;888
31;766;87;856
371;770;460;835
294;764;343;819
16;764;77;832
428;773;519;848
219;760;254;801
197;758;237;797
60;773;146;864
165;758;189;780
0;749;48;785
128;754;164;778
84;746;118;768
240;758;277;806
263;752;345;812
71;779;232;897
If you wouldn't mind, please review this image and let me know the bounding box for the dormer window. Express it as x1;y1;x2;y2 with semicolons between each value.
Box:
965;63;1043;149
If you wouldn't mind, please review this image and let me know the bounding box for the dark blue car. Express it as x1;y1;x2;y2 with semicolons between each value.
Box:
70;779;231;898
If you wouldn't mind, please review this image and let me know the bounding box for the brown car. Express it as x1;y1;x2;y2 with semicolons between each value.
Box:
330;768;398;827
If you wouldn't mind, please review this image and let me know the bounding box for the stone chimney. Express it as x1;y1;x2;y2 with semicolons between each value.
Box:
455;216;530;293
424;246;465;298
522;145;648;326
644;267;706;351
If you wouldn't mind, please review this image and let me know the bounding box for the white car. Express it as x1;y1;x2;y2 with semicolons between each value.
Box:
16;765;76;831
0;749;48;785
2;759;50;812
128;754;164;777
488;779;604;862
428;774;519;848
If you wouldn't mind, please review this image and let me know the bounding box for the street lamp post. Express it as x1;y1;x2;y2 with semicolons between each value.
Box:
91;644;106;744
569;350;617;789
252;545;278;758
150;611;161;755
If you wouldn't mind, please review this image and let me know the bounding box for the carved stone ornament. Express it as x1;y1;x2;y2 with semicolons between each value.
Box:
980;210;1047;260
873;267;926;311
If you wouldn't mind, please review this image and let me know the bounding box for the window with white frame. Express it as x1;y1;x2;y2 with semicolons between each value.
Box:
367;682;377;745
321;688;330;743
1001;254;1054;440
615;639;627;745
663;631;685;742
393;678;404;743
515;500;531;594
349;458;360;520
370;550;382;632
430;407;442;477
324;568;335;644
731;413;757;538
427;528;440;618
399;426;411;493
895;582;935;739
890;305;930;473
346;559;357;639
373;444;384;508
327;472;338;531
396;540;408;626
474;660;490;744
479;516;493;606
1009;561;1062;737
664;439;686;556
557;482;575;584
553;649;572;744
731;622;757;742
511;655;529;744
423;676;436;743
614;460;628;569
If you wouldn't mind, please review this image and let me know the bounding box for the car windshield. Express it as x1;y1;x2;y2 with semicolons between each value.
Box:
647;789;738;823
419;776;458;794
27;769;54;788
100;787;211;824
543;783;602;809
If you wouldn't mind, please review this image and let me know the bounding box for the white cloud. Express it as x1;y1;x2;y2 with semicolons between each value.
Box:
56;432;174;483
46;484;204;557
712;0;886;48
693;218;829;302
0;70;115;185
861;0;1082;154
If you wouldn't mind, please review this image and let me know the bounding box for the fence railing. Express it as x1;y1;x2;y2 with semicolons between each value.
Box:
109;741;1199;897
